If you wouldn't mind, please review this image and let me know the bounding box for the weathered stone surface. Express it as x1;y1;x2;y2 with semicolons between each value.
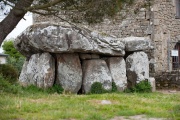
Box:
14;23;125;58
106;57;127;91
82;59;112;93
149;77;156;92
91;54;100;59
38;53;55;88
19;53;55;88
56;53;82;94
79;53;100;60
126;52;149;88
122;37;153;51
79;53;92;60
19;60;29;86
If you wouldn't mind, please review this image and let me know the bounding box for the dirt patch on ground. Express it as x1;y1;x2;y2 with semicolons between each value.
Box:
157;90;180;94
28;98;54;103
88;99;119;105
111;115;167;120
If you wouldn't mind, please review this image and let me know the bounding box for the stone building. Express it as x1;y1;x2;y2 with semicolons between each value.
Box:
31;0;180;89
0;53;8;64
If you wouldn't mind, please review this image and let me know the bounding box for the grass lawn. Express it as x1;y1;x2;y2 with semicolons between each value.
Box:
0;91;180;120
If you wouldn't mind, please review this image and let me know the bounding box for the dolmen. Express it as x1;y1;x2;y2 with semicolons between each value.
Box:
14;23;154;94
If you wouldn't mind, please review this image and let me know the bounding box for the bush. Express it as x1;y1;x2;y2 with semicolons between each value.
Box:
46;84;64;94
22;84;64;94
112;82;118;92
7;56;25;74
0;64;18;83
90;82;106;94
2;40;25;74
90;82;119;94
22;85;43;94
0;74;21;94
125;80;152;93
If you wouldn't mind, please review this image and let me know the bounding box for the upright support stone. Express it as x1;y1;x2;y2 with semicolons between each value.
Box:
19;52;55;88
19;60;29;86
106;57;127;91
56;53;82;94
149;77;156;92
82;59;112;93
38;53;55;88
126;52;149;88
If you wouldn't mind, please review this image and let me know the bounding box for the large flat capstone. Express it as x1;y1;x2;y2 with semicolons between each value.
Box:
121;37;153;51
14;23;125;58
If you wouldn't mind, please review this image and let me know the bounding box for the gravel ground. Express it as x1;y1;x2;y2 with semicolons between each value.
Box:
110;115;167;120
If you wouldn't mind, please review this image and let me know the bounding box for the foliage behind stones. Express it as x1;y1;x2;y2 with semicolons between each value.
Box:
2;40;25;74
0;64;18;83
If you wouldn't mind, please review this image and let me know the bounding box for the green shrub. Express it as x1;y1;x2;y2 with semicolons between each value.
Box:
2;40;25;74
22;84;64;94
90;82;106;94
22;85;43;94
112;82;118;92
125;80;152;93
0;64;18;83
90;82;119;94
7;56;25;74
0;74;21;94
46;84;64;94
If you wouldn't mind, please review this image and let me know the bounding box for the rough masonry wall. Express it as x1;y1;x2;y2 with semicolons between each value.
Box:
33;0;151;38
152;0;180;72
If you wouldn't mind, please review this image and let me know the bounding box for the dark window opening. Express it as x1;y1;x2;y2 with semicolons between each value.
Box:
172;43;180;69
176;0;180;18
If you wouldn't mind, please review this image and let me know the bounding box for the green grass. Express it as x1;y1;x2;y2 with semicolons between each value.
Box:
0;91;180;120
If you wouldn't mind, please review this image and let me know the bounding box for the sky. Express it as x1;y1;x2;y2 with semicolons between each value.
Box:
0;3;33;53
0;13;33;38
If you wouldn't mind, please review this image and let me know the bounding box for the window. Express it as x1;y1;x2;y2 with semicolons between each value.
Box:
176;0;180;18
172;43;180;69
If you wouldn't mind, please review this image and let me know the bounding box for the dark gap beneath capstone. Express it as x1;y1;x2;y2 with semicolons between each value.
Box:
77;53;85;94
51;53;58;85
124;51;134;59
77;85;84;94
124;51;134;89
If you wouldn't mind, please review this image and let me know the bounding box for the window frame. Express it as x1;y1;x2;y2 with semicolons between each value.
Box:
175;0;180;18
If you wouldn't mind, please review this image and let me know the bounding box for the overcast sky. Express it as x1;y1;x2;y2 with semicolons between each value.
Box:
0;14;33;53
0;2;33;53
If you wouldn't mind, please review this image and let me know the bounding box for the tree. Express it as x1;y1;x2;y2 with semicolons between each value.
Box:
2;40;25;73
0;0;134;46
2;40;23;59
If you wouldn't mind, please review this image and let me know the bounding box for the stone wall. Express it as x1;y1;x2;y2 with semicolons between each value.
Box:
152;0;180;72
33;0;151;38
155;71;180;90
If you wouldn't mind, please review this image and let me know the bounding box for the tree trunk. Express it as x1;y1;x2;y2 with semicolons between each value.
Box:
0;0;33;46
